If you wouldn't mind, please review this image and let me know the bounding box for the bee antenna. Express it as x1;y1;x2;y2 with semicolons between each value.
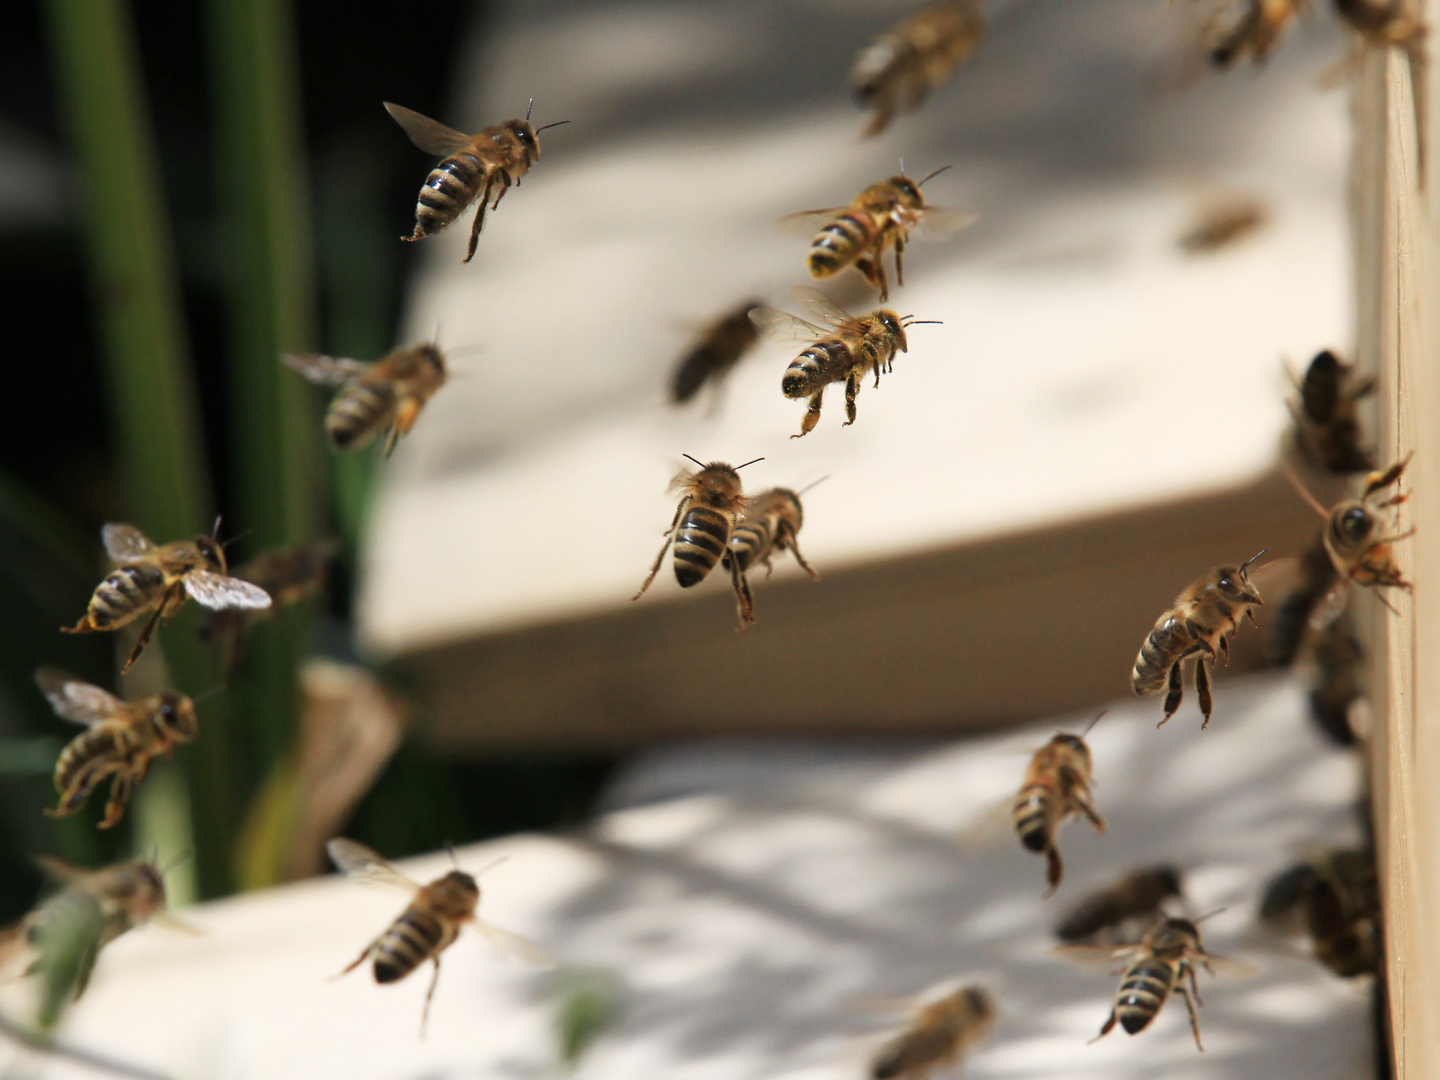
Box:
159;848;194;876
797;475;831;496
918;164;954;186
526;98;533;122
735;457;765;471
1241;549;1268;573
903;319;943;326
212;515;223;538
898;157;905;175
220;529;253;550
1194;907;1227;924
1079;709;1106;737
682;453;706;469
1279;460;1330;519
433;321;443;346
191;685;226;705
445;343;487;357
445;840;459;868
534;120;572;134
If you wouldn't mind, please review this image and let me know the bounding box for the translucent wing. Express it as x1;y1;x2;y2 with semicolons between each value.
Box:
777;206;849;240
472;917;556;968
1199;953;1261;979
1309;580;1353;631
32;855;91;886
790;286;855;329
956;794;1015;852
748;307;829;344
1052;942;1148;973
915;206;979;239
101;523;156;564
282;352;371;387
34;668;125;726
1247;556;1301;601
383;102;475;156
327;838;421;892
183;572;274;612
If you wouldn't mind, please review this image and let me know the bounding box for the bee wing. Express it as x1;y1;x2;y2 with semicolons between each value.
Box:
326;838;422;893
789;285;855;329
33;855;90;885
383;102;475;156
34;668;125;726
283;352;370;387
183;571;273;612
914;206;979;240
776;206;850;239
956;794;1016;852
101;523;157;564
1052;942;1148;973
471;916;556;968
1247;556;1301;600
1309;580;1353;631
1201;953;1261;980
748;307;830;344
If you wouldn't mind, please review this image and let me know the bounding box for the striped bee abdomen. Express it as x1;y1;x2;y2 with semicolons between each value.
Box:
783;340;850;398
1115;959;1174;1034
89;564;167;630
326;381;398;449
808;213;876;277
726;517;774;574
673;506;732;588
413;152;488;238
1132;617;1191;695
1012;787;1052;853
373;907;447;983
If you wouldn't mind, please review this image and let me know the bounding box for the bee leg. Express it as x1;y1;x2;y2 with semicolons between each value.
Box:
1043;845;1063;896
99;771;134;830
45;764;107;818
419;957;442;1039
1088;1009;1119;1044
1186;959;1204;1007
894;236;905;288
730;559;755;631
1176;979;1204;1051
464;199;488;264
793;389;824;438
60;614;97;634
1076;792;1106;834
1195;655;1214;729
331;936;381;981
1159;656;1187;727
783;526;821;582
841;371;861;427
121;603;168;675
633;497;689;600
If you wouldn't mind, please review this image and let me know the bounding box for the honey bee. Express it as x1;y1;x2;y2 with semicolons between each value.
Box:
62;523;272;673
851;2;987;137
722;482;824;630
1177;196;1268;253
1260;850;1378;977
1307;615;1363;745
328;838;551;1035
1266;536;1337;668
1088;915;1227;1051
869;985;995;1080
1286;457;1414;629
36;667;198;829
632;456;762;618
750;287;940;438
1203;0;1314;68
669;299;764;406
385;100;569;263
781;170;974;301
198;540;338;667
1132;551;1272;729
1012;714;1106;895
1055;866;1186;944
285;343;450;455
1287;350;1376;475
1334;0;1426;47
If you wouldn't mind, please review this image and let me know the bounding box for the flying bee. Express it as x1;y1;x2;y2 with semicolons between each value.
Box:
633;456;762;616
869;985;995;1080
1260;850;1379;977
1056;866;1186;944
1202;0;1314;68
197;539;339;668
1286;456;1414;630
36;667;198;830
781;169;974;302
285;343;449;455
850;2;987;137
385;100;569;263
1177;195;1267;253
1287;349;1376;475
750;286;941;438
669;298;764;406
62;523;272;674
1132;550;1279;729
722;481;824;631
328;838;551;1035
1012;714;1106;895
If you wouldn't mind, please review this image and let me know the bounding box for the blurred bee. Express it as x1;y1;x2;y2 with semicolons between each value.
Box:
1334;0;1426;47
328;838;551;1035
1260;849;1378;977
1307;615;1363;745
385;100;569;263
669;299;764;406
1177;195;1268;253
1056;866;1186;944
36;668;198;830
1012;714;1106;895
1287;349;1376;475
1286;457;1414;630
750;287;941;438
1266;536;1337;667
781;170;974;301
1132;551;1272;728
851;2;987;137
285;344;448;455
723;481;824;630
198;539;339;668
1203;0;1314;68
633;456;761;614
1087;915;1227;1051
62;523;272;673
870;985;995;1080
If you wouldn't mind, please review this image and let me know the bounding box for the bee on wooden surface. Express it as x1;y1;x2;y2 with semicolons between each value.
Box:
329;838;552;1035
36;668;198;829
851;2;987;137
385;100;569;263
781;170;974;302
1287;349;1376;475
669;299;764;406
1056;866;1186;944
1261;850;1378;977
722;481;824;631
1132;551;1275;728
285;344;448;455
750;287;941;438
1012;714;1106;895
1203;0;1314;68
633;456;762;617
1286;457;1414;629
1086;915;1228;1051
1266;536;1337;668
62;523;272;674
1307;615;1363;745
1177;195;1268;253
198;539;338;668
869;985;995;1080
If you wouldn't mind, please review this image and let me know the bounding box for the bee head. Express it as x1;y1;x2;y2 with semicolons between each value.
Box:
1153;866;1184;898
157;692;199;741
1336;504;1375;547
194;534;227;574
769;488;804;530
435;870;481;917
875;309;907;351
112;861;168;923
416;343;447;378
504;119;540;164
889;175;922;206
961;987;995;1021
1216;555;1264;607
1053;733;1091;761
